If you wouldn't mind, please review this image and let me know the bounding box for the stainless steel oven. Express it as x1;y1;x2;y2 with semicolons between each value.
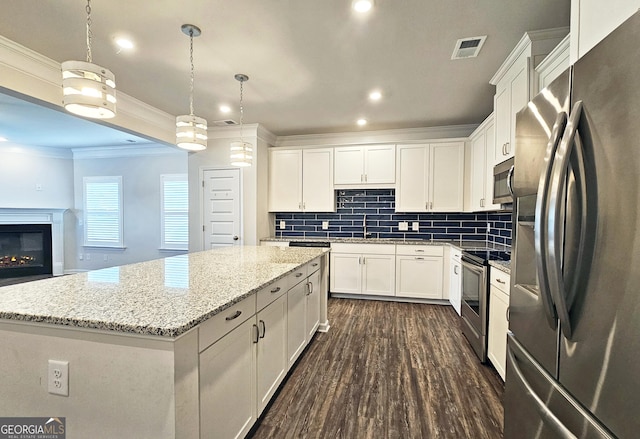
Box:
461;253;489;362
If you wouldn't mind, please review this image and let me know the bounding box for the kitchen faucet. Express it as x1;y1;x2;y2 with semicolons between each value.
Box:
363;214;372;238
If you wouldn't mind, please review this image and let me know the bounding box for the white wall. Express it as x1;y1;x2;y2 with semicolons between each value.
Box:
0;145;74;209
71;147;188;271
187;124;271;251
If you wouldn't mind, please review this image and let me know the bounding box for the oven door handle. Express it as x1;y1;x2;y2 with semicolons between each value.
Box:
461;259;485;276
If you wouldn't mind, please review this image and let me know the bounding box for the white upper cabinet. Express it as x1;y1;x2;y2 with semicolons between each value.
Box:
467;114;499;212
334;144;395;187
490;28;568;165
268;148;334;212
570;0;640;64
536;35;570;92
396;142;464;212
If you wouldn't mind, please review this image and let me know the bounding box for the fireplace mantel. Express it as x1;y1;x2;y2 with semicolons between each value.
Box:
0;208;67;276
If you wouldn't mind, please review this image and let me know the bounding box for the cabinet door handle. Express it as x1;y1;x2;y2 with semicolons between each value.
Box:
425;202;428;210
298;202;302;210
362;257;366;265
259;320;266;339
454;265;459;275
506;142;510;154
309;281;314;295
303;201;306;210
480;198;485;208
252;324;259;343
358;256;362;264
270;286;281;294
225;310;242;321
497;278;506;284
506;306;510;322
364;174;368;182
361;174;364;182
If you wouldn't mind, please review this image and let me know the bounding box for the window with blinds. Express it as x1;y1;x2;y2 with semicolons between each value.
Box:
83;176;124;248
161;174;189;250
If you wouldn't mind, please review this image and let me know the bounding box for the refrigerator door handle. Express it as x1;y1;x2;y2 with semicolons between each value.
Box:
534;111;567;329
507;336;578;439
547;101;584;339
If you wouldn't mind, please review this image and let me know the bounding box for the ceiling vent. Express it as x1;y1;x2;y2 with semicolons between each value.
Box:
212;119;238;126
451;36;487;60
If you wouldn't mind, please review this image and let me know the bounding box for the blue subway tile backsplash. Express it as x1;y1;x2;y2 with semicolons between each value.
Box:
274;189;513;247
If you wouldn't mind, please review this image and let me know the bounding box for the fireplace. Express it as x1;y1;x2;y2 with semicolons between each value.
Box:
0;224;53;279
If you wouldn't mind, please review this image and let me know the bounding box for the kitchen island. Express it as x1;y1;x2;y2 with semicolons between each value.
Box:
0;245;329;438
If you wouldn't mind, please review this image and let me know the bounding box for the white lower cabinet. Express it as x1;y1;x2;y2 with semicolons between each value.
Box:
449;248;462;315
287;277;308;367
200;317;257;439
256;294;288;414
330;244;396;296
395;245;444;299
487;269;511;381
200;256;327;438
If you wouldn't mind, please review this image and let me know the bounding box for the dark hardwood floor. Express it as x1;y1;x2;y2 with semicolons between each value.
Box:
250;298;504;438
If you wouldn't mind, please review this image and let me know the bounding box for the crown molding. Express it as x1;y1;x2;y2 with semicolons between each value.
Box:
0;144;72;159
273;124;478;148
72;145;185;160
206;123;276;145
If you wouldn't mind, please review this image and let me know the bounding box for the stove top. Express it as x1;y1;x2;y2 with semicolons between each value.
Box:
463;249;511;265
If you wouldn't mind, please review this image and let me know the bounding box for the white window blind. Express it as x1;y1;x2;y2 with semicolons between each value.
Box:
161;174;188;250
83;176;124;248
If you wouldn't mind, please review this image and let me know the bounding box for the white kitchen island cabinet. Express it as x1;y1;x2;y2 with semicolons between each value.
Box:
268;148;334;212
396;142;464;212
334;144;395;187
0;246;329;439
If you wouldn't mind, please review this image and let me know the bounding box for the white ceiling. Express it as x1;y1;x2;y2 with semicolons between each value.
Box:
0;0;570;146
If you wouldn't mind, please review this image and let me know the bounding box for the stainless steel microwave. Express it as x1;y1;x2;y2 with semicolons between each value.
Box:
493;157;514;204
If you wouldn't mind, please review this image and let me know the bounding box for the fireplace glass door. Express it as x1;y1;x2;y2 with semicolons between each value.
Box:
0;224;52;278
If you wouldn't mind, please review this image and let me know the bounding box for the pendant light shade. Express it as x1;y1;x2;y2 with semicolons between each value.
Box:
230;74;252;167
176;24;207;151
62;61;116;119
176;114;208;151
62;0;117;119
230;141;253;167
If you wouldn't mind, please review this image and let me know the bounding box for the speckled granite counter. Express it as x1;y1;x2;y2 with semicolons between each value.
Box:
489;260;511;274
0;246;327;337
261;236;509;252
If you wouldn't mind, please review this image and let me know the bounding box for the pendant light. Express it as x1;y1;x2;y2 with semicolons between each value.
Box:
61;0;116;119
176;24;208;151
230;74;253;166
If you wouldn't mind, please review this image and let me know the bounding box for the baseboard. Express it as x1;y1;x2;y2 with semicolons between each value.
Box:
330;293;450;305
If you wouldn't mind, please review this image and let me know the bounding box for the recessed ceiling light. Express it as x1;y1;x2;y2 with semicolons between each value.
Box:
369;90;382;101
357;118;367;126
115;37;134;51
0;137;7;142
353;0;373;13
219;105;231;113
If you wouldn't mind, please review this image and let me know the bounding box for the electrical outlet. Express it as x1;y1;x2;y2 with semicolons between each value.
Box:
412;222;419;231
35;183;43;191
398;221;409;231
103;255;109;262
279;220;286;230
48;360;69;396
78;253;83;261
86;253;91;261
322;221;329;230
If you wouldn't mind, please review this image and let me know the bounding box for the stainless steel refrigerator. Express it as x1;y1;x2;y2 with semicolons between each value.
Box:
504;11;640;439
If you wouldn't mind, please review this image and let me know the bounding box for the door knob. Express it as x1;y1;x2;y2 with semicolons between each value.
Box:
233;235;239;241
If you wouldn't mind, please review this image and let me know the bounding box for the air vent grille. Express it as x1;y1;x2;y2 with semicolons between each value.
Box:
451;36;487;60
212;119;238;126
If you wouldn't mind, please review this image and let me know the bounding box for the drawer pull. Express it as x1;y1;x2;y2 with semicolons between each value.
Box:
415;257;425;261
296;272;303;278
415;249;425;253
312;263;319;267
270;286;281;294
496;278;506;284
225;310;242;321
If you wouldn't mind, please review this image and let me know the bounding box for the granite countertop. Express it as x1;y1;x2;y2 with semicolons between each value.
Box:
0;246;327;338
261;236;508;252
489;260;511;274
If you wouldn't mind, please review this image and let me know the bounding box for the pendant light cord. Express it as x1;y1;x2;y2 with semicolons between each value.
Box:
86;0;93;63
189;30;195;117
239;79;244;143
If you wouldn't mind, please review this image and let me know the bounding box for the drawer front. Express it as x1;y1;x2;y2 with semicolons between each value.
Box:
450;247;462;261
490;268;511;294
199;296;256;352
256;276;288;311
331;243;396;255
288;264;309;289
307;257;321;275
396;244;444;257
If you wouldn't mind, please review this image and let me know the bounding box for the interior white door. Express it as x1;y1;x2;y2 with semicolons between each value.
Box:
203;168;241;249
